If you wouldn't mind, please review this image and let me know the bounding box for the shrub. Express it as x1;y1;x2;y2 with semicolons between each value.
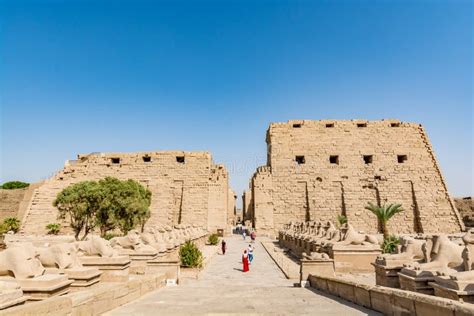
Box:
382;235;400;254
179;240;203;268
0;223;7;235
1;181;30;189
337;215;348;226
208;233;219;245
46;223;61;235
3;217;20;233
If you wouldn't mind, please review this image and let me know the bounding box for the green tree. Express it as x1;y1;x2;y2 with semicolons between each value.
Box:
53;181;101;240
365;202;403;240
95;177;151;236
3;217;20;233
1;181;29;189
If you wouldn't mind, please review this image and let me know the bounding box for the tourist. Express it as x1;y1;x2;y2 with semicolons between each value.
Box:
250;230;256;243
242;229;246;241
242;249;249;272
248;244;254;264
221;239;227;255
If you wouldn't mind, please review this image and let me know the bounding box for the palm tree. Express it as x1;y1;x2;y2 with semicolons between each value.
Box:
365;202;403;240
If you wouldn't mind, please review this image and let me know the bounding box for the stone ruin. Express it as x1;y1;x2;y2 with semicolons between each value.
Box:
11;151;235;235
371;229;474;303
244;119;464;237
0;224;208;312
278;221;382;274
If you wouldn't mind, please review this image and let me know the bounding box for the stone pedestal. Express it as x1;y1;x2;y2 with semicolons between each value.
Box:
300;258;335;284
329;245;381;273
429;275;474;303
0;281;27;310
146;257;180;283
14;274;73;301
64;268;102;290
118;250;158;275
371;257;419;288
80;256;131;282
398;268;436;295
45;267;102;290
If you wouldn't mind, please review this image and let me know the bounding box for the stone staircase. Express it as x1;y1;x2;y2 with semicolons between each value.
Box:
20;179;71;235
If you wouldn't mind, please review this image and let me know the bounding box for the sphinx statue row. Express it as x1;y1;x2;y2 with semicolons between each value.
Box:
0;224;208;310
279;221;382;258
278;221;383;273
374;229;474;303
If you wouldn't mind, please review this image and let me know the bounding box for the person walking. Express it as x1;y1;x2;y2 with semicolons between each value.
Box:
221;240;227;255
248;244;254;264
242;249;249;272
242;229;246;241
250;231;256;243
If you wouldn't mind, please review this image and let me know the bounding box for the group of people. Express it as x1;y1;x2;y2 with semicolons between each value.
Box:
220;231;256;273
242;244;254;272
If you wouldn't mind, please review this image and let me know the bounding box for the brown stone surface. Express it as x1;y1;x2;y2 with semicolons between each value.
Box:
309;274;474;316
455;197;474;227
19;151;232;234
247;120;464;236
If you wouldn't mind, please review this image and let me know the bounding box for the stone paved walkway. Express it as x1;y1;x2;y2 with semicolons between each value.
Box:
106;236;380;315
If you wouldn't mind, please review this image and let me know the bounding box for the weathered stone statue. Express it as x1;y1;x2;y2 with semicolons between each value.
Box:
75;235;117;257
0;280;27;309
36;243;79;270
0;246;45;279
141;227;167;253
110;230;156;252
408;234;464;272
335;224;380;246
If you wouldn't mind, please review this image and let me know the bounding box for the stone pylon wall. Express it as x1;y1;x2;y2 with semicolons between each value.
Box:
20;151;231;234
227;189;236;226
250;119;464;236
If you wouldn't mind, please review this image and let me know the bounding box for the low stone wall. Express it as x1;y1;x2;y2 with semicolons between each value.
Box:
0;274;167;316
261;241;300;279
308;274;474;316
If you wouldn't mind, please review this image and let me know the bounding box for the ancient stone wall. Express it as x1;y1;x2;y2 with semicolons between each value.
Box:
207;164;229;233
0;188;27;221
249;119;464;235
226;189;236;226
20;151;231;234
455;197;474;227
242;189;253;222
0;182;42;222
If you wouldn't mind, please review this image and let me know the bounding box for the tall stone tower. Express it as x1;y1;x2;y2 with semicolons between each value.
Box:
248;119;464;236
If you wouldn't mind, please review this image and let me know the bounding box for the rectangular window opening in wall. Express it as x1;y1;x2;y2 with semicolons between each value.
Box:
143;156;151;162
295;155;305;164
330;155;339;164
397;155;407;163
363;155;373;164
111;158;120;164
176;156;185;163
357;123;367;128
391;122;400;127
325;123;334;128
292;124;302;128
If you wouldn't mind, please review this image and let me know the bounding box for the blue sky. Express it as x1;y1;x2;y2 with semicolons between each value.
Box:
1;0;472;204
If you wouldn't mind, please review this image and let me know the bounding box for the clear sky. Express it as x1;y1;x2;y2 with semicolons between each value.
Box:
1;0;472;206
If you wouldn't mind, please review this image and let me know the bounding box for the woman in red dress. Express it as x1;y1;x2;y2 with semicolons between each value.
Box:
242;249;249;272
